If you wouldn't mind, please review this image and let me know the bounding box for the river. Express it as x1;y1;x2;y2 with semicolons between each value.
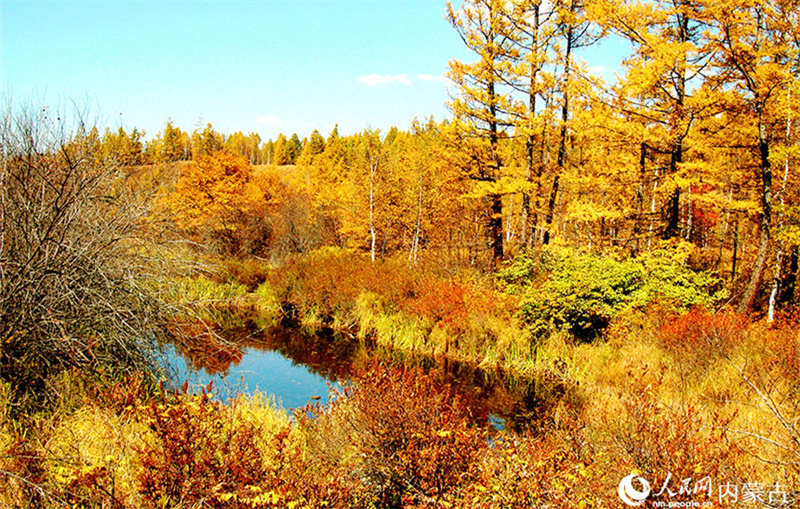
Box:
166;310;577;431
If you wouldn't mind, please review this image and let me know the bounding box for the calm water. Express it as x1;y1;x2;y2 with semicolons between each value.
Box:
170;347;338;409
167;316;354;409
167;311;575;430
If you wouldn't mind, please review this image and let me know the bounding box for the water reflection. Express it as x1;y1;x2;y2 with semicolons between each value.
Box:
167;311;579;429
167;313;352;409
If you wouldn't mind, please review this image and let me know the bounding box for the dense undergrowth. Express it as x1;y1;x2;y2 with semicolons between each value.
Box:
4;245;800;507
3;308;800;508
208;245;730;378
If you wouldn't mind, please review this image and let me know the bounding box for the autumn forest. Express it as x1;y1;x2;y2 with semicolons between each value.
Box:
2;0;799;507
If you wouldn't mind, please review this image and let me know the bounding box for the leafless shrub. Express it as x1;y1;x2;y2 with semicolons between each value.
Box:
0;101;165;411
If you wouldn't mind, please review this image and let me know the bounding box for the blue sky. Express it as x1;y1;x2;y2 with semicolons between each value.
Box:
2;0;625;142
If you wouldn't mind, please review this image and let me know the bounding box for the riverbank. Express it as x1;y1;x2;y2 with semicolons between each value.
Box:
3;306;798;508
3;247;800;508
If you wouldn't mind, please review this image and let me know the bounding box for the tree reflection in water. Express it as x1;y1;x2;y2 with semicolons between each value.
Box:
168;310;581;430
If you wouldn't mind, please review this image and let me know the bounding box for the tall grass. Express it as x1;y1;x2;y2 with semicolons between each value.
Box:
264;248;537;376
3;310;800;507
7;246;784;508
154;276;249;306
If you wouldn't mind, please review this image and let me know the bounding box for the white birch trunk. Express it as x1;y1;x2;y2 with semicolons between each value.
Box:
768;88;793;322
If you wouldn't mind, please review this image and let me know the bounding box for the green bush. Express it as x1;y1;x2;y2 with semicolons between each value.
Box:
498;248;726;340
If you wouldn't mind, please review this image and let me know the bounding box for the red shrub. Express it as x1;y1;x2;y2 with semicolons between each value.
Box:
0;438;48;508
658;307;749;370
300;362;489;507
135;395;268;508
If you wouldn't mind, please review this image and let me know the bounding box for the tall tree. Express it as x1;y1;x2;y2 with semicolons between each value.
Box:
505;0;560;246
700;0;800;313
447;0;519;269
287;133;303;164
273;134;289;165
162;119;184;162
542;0;601;245
592;0;712;243
310;129;326;155
192;123;223;159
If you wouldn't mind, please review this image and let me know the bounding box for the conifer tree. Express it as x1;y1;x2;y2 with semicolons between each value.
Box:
699;0;800;312
447;0;519;268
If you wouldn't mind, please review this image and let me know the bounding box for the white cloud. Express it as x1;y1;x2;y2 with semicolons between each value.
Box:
256;114;282;127
358;74;412;86
587;65;608;75
418;73;449;84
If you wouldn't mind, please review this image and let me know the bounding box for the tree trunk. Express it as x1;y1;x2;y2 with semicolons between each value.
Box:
664;157;681;239
767;96;793;321
768;246;783;322
369;157;377;263
543;18;573;246
506;194;514;242
487;37;504;268
731;214;739;285
521;2;541;248
780;247;799;306
664;10;690;240
409;175;423;266
488;194;504;270
737;124;773;314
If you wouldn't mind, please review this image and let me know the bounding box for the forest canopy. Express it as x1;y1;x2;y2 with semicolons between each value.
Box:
116;0;799;317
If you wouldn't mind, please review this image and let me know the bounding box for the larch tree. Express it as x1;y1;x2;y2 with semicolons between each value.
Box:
447;0;520;269
503;0;561;247
593;0;714;244
273;134;289;165
261;139;274;164
167;150;255;251
541;0;601;245
700;0;799;313
162;119;184;162
191;123;224;159
309;129;327;154
287;133;303;164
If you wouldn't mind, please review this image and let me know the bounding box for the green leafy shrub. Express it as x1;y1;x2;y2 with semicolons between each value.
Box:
498;248;726;340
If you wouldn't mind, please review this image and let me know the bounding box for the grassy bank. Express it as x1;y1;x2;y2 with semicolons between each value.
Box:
5;246;799;508
2;311;799;508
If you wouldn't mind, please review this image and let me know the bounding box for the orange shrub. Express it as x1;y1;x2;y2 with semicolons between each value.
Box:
462;428;610;509
402;278;498;334
403;278;470;330
268;249;418;328
658;307;749;371
216;258;271;291
300;362;489;507
269;248;506;341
